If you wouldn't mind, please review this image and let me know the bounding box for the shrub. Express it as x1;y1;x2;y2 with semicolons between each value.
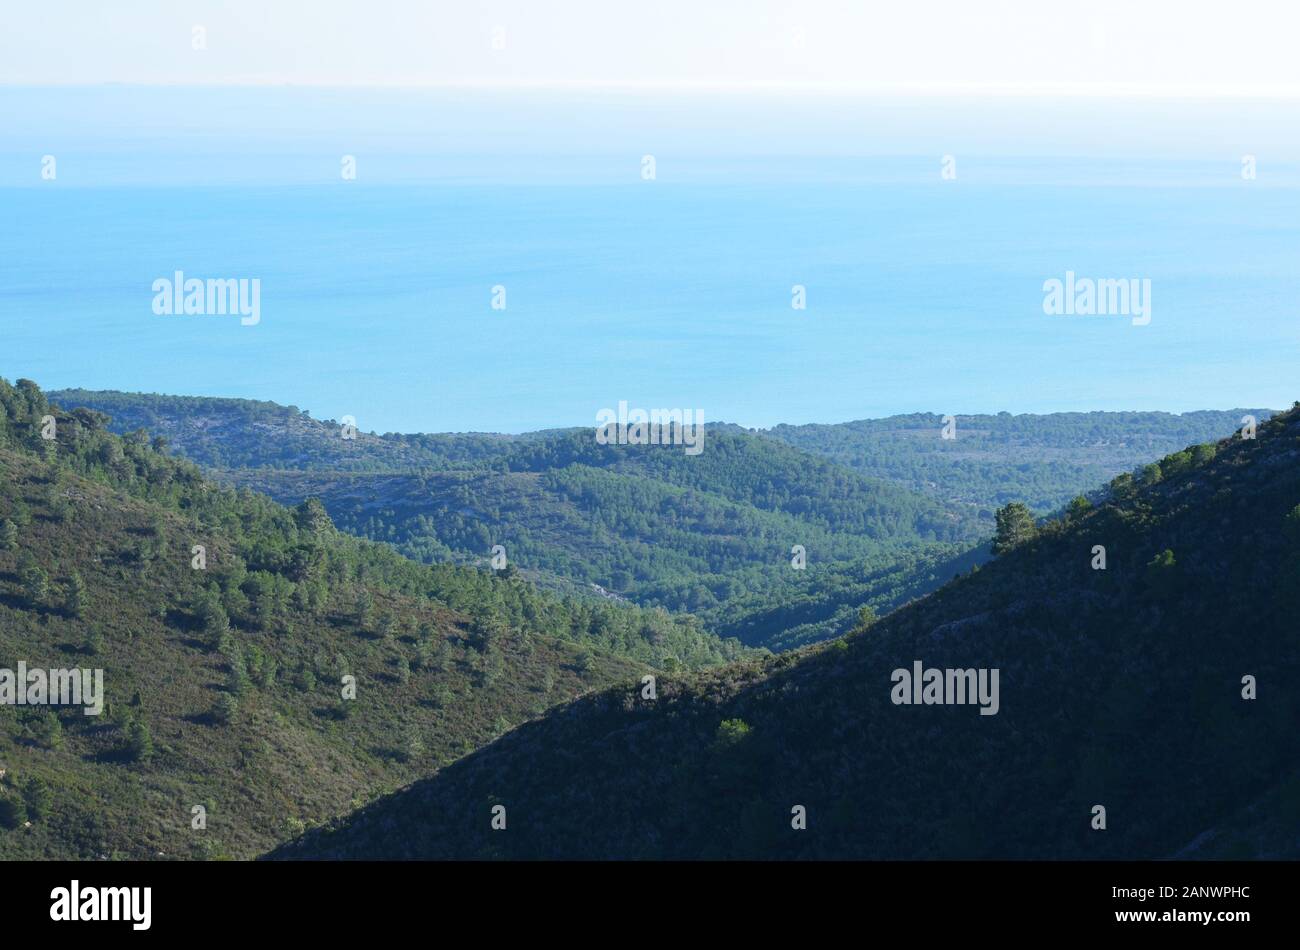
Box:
430;684;454;709
714;718;752;750
47;489;70;523
22;777;53;821
225;649;250;696
1145;549;1179;597
401;728;426;763
354;589;374;629
295;667;317;692
64;571;87;618
212;694;239;726
256;656;278;689
30;711;63;749
201;600;231;641
1109;472;1135;498
125;720;154;761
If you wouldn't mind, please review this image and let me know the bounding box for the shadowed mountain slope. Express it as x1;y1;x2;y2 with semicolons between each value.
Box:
270;404;1300;859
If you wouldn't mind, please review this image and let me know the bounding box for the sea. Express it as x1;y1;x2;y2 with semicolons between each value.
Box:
2;86;1298;432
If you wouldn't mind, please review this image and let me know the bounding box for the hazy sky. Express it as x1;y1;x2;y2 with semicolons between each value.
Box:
3;0;1299;96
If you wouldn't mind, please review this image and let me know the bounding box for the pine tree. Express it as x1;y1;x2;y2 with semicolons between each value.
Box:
31;711;63;749
294;497;334;535
126;720;154;761
65;571;86;618
226;657;250;697
1145;548;1179;597
402;727;426;763
295;666;317;692
212;693;239;725
256;656;278;689
354;588;374;629
202;600;231;645
1066;496;1093;520
992;502;1038;556
19;554;48;607
393;654;411;683
46;485;70;523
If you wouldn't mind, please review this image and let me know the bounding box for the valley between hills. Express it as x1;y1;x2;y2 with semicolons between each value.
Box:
1;379;1293;859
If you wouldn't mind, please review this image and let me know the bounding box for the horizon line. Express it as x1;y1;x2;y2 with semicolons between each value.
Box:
6;79;1300;100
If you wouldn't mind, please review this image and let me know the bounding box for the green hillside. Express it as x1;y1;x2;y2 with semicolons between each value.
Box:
270;404;1300;859
49;391;1267;656
0;378;739;859
761;409;1275;514
50;390;984;649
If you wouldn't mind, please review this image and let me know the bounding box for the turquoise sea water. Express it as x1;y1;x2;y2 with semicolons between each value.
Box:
2;91;1298;431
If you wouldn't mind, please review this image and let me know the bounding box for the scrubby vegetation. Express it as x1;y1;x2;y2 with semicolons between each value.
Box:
14;383;742;671
54;392;1263;655
1;377;718;859
272;405;1300;859
763;409;1273;513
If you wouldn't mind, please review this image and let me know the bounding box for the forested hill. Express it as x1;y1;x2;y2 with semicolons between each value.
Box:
0;377;741;859
49;389;986;651
51;391;1267;519
759;409;1274;514
47;388;525;473
269;403;1300;860
48;391;1264;654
